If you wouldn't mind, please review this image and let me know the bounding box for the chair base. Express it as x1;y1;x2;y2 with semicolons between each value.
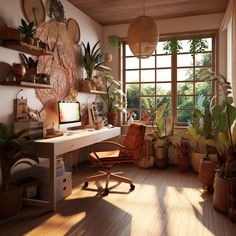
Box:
83;170;135;195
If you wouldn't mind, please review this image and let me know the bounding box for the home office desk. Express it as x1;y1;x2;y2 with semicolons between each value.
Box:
26;127;121;211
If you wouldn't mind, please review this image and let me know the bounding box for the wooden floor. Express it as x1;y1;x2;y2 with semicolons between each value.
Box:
0;162;236;236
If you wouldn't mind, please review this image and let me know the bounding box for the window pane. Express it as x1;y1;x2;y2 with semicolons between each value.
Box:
125;57;139;69
177;68;193;81
126;45;134;56
126;70;139;82
141;97;155;109
177;110;193;123
157;69;171;82
177;54;193;67
206;38;212;51
156;41;166;54
156;55;171;68
141;84;155;95
179;40;190;53
156;83;171;95
141;70;155;82
195;53;212;66
141;56;155;68
195;82;212;95
127;84;139;96
195;67;212;80
177;96;193;109
177;82;193;95
127;97;140;109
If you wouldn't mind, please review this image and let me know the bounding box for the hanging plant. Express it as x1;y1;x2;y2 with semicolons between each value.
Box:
107;35;120;52
163;37;183;54
189;36;209;57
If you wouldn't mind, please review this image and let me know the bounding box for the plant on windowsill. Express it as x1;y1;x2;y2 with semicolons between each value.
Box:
146;103;174;169
99;71;126;126
0;123;39;217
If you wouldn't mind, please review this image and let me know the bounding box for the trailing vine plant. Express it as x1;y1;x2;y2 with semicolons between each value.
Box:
162;37;183;54
189;36;209;57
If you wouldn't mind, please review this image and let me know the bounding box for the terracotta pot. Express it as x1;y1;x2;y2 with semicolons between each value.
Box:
228;177;236;222
177;155;190;172
12;63;26;81
213;175;229;214
107;112;117;126
0;185;23;218
199;157;218;191
191;152;206;173
154;145;169;169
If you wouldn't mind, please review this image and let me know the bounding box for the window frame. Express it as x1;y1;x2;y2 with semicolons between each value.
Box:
122;30;218;126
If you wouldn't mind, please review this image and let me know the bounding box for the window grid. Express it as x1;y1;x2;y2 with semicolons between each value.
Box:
123;33;216;125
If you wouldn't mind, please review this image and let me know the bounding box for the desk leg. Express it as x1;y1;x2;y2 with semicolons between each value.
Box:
49;154;56;211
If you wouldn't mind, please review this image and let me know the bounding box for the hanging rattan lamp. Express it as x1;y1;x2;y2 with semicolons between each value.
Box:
127;0;159;59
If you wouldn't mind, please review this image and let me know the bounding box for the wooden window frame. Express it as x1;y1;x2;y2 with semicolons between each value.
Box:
122;30;218;126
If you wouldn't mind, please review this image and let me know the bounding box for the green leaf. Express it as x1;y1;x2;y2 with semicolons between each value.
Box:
218;132;229;147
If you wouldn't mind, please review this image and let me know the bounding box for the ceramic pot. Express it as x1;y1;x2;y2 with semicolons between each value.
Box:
154;145;169;169
177;155;190;172
12;63;26;81
191;152;206;173
107;112;117;126
0;185;23;218
199;157;218;191
213;175;229;214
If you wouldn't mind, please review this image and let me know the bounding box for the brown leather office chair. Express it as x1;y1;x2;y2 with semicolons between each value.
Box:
83;123;146;195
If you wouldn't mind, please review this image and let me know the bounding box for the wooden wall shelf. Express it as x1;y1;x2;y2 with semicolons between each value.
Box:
1;41;52;56
97;65;111;71
1;81;52;89
79;90;106;95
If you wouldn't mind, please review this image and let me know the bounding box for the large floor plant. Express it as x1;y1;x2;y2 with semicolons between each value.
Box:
199;70;236;218
0;123;39;217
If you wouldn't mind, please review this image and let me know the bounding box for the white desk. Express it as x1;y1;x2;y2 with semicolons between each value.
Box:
27;127;121;211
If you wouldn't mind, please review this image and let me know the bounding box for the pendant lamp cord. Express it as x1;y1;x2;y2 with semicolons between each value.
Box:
143;0;145;16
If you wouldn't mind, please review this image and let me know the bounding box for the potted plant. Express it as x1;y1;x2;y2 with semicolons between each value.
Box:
104;35;120;64
80;41;104;90
174;137;192;172
199;70;236;217
146;103;174;168
187;95;212;173
17;19;36;44
99;71;126;126
19;53;39;83
0;123;39;217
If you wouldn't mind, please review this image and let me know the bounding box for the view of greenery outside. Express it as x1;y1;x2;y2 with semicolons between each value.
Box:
123;36;214;125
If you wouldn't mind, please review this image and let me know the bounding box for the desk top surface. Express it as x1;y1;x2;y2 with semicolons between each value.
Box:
34;127;121;144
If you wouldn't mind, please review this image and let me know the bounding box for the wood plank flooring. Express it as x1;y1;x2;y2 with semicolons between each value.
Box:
0;162;236;236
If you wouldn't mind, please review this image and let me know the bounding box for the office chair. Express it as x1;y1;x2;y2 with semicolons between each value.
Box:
83;123;146;195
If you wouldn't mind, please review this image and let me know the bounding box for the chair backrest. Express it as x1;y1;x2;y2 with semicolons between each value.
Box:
120;123;146;160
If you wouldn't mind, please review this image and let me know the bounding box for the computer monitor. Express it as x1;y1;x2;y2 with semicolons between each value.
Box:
58;101;82;131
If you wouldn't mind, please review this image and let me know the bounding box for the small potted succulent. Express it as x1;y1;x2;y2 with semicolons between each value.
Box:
0;122;39;217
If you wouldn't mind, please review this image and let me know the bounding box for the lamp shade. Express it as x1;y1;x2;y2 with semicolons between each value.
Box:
128;15;159;59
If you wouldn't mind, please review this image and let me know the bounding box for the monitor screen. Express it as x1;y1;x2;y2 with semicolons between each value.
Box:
58;101;81;131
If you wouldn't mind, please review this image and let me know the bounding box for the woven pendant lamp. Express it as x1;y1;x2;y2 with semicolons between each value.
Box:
128;0;159;59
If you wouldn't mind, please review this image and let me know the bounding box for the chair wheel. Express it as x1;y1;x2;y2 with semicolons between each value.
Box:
103;188;109;196
83;182;88;188
130;184;135;191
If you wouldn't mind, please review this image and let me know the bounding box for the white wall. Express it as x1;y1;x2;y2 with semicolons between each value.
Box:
103;13;227;81
0;0;102;125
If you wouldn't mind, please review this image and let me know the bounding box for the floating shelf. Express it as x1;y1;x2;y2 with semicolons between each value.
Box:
97;65;111;71
1;81;52;89
1;41;52;56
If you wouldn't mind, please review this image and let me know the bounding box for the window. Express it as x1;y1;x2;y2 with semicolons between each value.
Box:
123;33;216;125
